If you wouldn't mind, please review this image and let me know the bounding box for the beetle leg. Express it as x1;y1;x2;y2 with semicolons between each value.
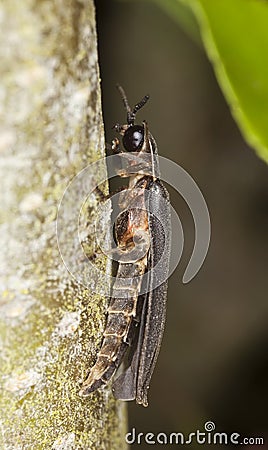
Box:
112;137;121;154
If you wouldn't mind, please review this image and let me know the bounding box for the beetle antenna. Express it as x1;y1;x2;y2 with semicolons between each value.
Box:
132;95;150;116
116;84;150;126
116;84;131;114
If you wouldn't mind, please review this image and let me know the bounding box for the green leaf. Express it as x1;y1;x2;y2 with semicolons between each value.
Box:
191;0;268;163
156;0;268;163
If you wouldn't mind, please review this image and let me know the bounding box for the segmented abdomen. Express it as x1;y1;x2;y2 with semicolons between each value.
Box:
80;257;147;396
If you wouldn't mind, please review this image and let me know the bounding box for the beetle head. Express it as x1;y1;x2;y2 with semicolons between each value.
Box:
113;85;150;153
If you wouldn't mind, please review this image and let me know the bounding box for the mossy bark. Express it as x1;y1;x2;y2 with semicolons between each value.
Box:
0;1;127;448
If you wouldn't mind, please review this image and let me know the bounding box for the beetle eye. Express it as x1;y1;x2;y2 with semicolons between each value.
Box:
123;125;144;152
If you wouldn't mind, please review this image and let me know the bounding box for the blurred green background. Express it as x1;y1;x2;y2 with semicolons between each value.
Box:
95;0;268;447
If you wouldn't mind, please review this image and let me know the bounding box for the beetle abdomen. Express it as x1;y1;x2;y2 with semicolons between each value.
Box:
80;258;147;396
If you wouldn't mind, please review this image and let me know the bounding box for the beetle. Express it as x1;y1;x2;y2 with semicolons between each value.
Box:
79;85;171;407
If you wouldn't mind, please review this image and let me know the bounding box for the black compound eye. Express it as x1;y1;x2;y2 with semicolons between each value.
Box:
123;125;144;152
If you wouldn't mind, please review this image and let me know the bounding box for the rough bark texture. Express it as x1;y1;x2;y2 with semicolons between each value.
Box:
0;1;127;448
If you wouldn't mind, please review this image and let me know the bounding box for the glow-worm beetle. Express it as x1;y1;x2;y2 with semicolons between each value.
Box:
80;86;171;407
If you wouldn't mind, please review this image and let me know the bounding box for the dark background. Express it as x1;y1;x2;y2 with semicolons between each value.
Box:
95;1;268;448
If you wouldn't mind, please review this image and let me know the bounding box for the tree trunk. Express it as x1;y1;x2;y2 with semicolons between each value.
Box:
0;0;127;448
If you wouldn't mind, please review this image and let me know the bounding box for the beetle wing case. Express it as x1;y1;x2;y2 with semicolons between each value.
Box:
112;180;171;406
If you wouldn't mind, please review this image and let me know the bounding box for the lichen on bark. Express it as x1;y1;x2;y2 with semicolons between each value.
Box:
0;1;127;448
